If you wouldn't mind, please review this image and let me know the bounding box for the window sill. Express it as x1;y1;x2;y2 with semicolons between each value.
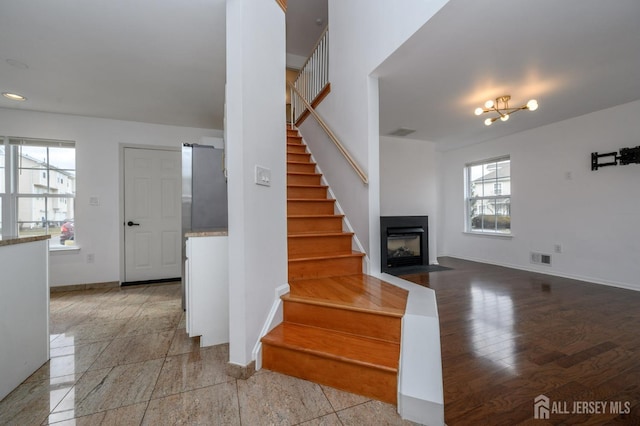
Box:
50;245;81;253
463;231;513;239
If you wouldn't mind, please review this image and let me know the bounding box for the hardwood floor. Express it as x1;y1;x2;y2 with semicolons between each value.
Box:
399;257;640;425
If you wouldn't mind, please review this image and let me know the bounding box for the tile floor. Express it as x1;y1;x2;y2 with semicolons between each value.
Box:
0;282;417;425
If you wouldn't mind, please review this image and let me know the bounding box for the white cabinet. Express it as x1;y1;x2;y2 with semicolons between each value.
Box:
0;237;50;400
185;235;229;347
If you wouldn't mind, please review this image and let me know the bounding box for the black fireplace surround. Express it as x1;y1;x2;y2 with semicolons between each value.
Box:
381;216;429;272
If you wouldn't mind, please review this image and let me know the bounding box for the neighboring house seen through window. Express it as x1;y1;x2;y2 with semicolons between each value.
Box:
0;137;76;249
466;156;511;234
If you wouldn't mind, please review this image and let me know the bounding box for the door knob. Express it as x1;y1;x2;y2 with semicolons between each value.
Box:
127;221;140;227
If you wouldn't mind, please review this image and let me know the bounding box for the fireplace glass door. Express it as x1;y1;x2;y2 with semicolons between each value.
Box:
386;227;423;267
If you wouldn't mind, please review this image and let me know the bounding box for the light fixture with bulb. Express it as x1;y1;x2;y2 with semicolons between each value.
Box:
2;92;27;101
474;95;538;126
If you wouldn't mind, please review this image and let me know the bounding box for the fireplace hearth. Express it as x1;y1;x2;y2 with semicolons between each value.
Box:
381;216;429;272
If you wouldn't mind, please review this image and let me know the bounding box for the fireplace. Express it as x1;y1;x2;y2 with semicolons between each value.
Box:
381;216;429;272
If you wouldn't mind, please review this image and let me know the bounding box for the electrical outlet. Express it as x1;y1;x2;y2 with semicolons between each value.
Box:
255;165;271;187
86;253;95;263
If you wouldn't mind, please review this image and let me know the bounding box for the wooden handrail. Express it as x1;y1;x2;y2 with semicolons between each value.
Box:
288;81;368;185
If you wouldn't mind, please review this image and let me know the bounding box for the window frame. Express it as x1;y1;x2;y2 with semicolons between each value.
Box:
465;155;511;235
1;136;76;250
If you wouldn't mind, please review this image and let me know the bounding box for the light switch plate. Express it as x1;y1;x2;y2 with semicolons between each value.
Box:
255;165;271;187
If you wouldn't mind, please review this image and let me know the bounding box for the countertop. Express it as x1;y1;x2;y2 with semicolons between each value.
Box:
185;229;228;238
0;235;51;248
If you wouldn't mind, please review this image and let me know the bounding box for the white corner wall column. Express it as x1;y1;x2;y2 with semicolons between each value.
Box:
380;136;440;266
366;76;382;274
226;0;287;368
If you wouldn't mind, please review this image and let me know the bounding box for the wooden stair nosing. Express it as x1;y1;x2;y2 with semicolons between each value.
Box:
287;160;316;166
288;198;334;203
287;214;344;219
287;171;321;177
287;184;328;190
282;293;403;319
287;251;365;262
287;231;352;239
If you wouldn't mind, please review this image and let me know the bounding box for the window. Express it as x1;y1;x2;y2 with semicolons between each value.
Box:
466;156;511;234
0;137;76;249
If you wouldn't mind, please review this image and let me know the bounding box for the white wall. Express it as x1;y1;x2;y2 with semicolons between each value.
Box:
380;136;439;265
0;107;221;287
226;0;287;367
300;0;449;269
438;100;640;291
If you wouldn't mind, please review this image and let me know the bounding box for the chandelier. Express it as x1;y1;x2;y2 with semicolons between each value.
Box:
474;95;538;126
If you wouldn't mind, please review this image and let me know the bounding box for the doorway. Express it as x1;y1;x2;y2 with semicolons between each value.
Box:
123;147;181;284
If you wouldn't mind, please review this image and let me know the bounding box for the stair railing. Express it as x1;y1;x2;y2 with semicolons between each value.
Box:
288;81;368;185
292;27;329;123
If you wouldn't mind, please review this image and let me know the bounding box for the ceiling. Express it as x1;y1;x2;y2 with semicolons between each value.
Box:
0;0;227;129
286;0;328;58
376;0;640;149
2;0;637;147
0;0;325;130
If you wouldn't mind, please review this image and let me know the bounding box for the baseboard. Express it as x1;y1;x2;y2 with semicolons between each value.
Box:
439;254;639;292
226;360;256;380
252;283;290;370
121;277;180;286
50;281;120;292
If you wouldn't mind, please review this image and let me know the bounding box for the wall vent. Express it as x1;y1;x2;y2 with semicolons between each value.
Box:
531;252;552;266
388;127;416;137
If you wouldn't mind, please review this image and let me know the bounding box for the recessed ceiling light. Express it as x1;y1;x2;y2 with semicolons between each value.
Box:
2;92;27;101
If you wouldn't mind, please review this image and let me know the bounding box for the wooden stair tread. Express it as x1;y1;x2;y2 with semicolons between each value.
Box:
287;171;320;176
288;231;352;238
286;274;408;317
262;323;399;372
288;198;334;202
287;161;316;165
287;184;328;189
288;251;365;261
287;214;344;218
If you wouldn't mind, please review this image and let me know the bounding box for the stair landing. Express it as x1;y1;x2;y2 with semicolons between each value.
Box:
288;274;408;316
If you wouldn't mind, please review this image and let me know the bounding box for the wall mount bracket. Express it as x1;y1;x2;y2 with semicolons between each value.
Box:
591;145;640;170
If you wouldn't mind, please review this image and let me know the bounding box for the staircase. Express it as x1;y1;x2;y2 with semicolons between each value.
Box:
261;126;408;404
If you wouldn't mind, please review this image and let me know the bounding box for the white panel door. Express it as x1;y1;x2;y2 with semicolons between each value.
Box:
124;147;181;283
